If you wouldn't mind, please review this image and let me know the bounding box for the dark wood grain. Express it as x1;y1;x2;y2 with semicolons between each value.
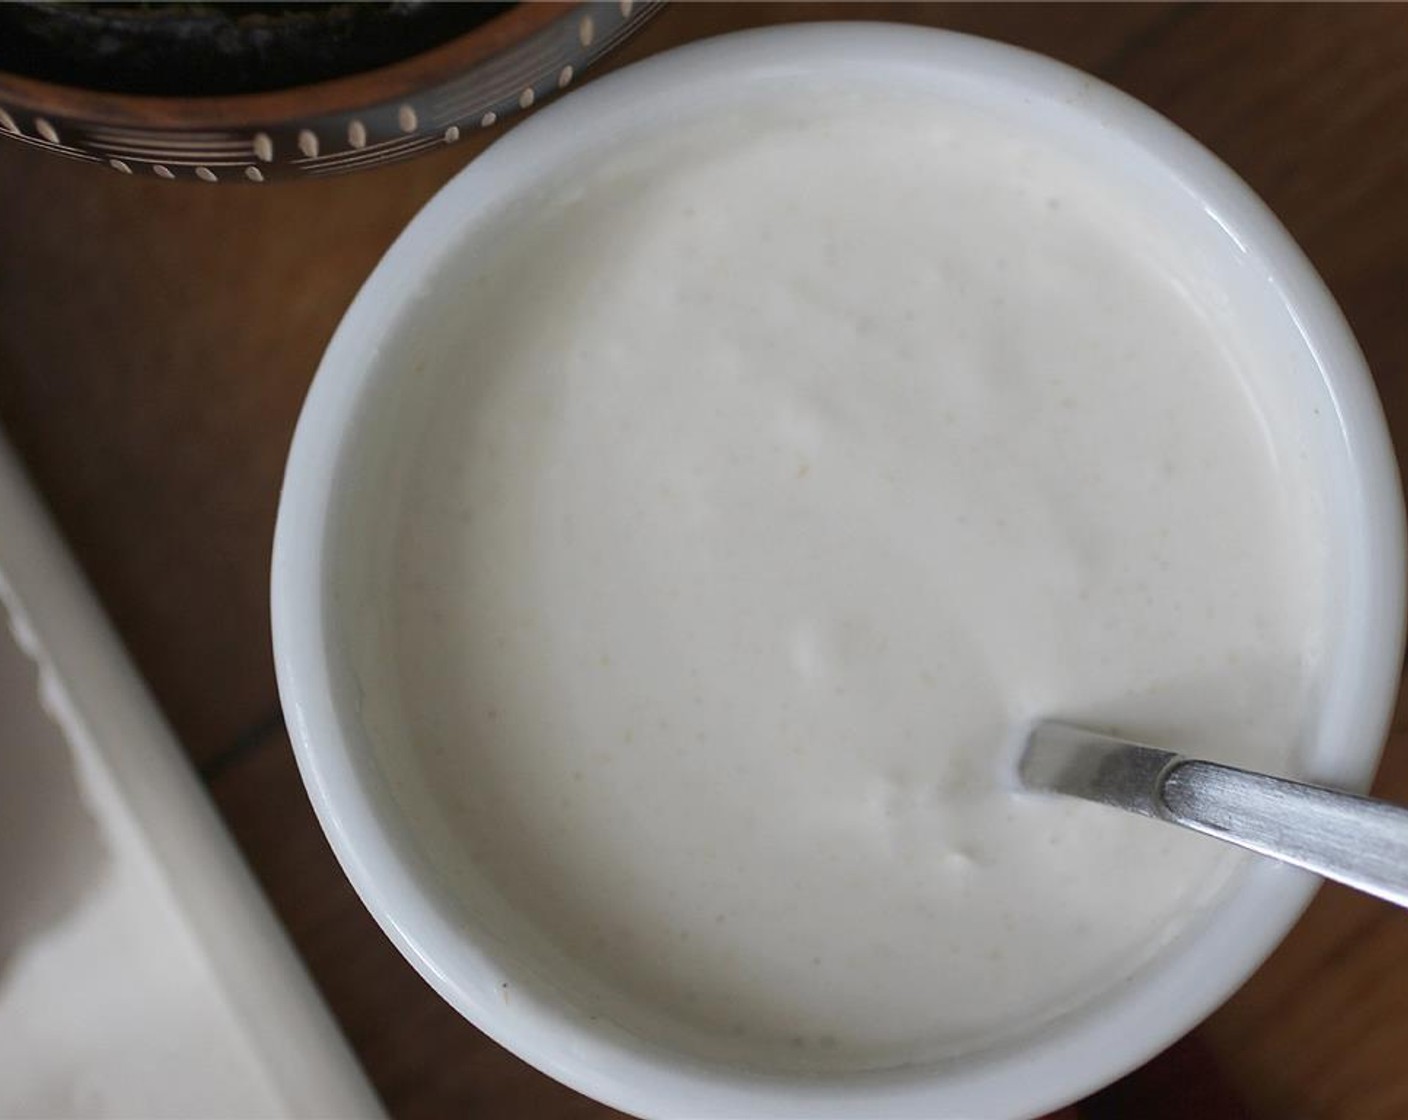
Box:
1;5;1404;1118
0;141;473;762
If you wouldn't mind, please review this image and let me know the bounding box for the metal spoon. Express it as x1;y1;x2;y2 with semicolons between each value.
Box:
1020;720;1408;909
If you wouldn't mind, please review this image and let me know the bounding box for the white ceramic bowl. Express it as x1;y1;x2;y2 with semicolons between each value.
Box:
272;23;1406;1120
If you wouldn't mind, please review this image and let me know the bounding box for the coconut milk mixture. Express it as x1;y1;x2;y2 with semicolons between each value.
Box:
376;93;1324;1071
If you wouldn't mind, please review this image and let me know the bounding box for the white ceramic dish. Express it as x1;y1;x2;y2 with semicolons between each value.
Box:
0;429;382;1118
272;24;1406;1120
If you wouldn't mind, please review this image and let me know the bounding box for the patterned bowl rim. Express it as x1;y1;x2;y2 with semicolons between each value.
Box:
0;2;567;125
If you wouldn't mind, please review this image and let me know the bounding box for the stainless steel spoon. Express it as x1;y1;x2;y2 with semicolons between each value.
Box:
1020;721;1408;908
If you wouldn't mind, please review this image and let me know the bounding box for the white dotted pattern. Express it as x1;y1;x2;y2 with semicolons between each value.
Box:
0;3;655;181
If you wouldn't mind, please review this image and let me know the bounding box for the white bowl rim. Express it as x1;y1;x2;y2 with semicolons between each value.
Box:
272;22;1407;1120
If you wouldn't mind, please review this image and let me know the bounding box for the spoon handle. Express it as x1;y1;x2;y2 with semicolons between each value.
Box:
1022;722;1408;909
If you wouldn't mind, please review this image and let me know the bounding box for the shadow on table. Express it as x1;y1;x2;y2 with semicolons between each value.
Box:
1083;1033;1257;1120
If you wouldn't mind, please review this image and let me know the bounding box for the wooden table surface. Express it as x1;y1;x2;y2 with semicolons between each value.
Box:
2;4;1406;1117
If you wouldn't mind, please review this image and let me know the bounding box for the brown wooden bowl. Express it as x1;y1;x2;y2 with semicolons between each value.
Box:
0;1;660;183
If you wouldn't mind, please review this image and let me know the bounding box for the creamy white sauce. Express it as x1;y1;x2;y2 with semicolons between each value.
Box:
371;93;1323;1072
